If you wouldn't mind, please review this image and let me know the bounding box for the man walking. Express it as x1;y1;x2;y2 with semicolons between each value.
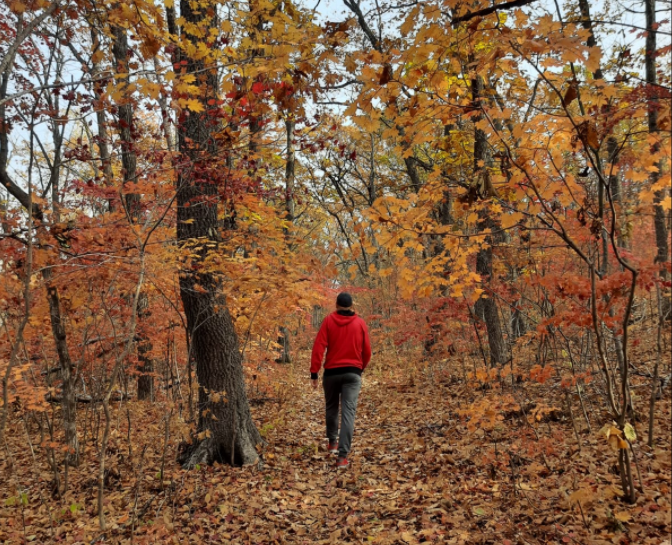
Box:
311;292;372;468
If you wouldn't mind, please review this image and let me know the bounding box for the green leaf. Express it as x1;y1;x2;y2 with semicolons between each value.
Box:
5;496;16;506
20;492;28;506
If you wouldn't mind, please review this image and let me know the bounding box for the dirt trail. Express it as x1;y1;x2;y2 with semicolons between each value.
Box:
0;372;670;544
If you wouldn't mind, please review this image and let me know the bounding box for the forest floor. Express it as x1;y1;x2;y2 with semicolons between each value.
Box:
0;356;671;545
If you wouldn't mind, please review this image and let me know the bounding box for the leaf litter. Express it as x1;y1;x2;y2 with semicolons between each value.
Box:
0;359;670;544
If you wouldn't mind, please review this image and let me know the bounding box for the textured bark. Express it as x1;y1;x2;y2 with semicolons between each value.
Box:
111;24;154;399
471;75;508;366
175;0;261;467
645;0;671;316
45;277;79;465
275;327;292;364
474;245;508;366
111;25;139;218
403;155;422;193
136;291;154;401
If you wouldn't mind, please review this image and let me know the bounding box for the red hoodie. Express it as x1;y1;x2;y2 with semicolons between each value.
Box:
310;311;372;378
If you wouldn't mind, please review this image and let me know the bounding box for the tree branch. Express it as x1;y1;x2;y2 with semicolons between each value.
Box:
0;2;61;77
450;0;538;26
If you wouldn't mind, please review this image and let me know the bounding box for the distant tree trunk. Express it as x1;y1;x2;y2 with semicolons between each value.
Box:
86;28;116;211
175;0;261;467
275;326;292;364
111;24;154;400
645;0;671;317
276;118;296;364
285;118;296;224
508;266;527;341
472;74;508;367
153;56;176;152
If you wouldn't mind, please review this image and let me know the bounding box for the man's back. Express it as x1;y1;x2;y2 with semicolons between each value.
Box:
311;311;372;376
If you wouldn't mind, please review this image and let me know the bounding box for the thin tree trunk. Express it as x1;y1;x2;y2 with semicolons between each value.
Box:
285;118;296;225
111;24;154;400
275;118;296;364
1;63;79;466
471;74;508;367
89;28;115;206
44;273;80;465
154;56;176;152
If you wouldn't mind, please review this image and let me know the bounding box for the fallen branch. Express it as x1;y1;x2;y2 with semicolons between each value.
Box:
45;391;130;404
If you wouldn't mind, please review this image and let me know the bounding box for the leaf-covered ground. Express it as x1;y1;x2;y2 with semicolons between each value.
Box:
1;361;670;544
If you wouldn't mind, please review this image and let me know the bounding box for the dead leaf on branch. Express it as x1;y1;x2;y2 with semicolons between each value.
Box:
562;80;579;107
379;64;393;86
577;120;600;149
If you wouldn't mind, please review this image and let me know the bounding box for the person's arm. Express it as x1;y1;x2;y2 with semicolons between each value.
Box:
310;318;329;379
361;321;372;370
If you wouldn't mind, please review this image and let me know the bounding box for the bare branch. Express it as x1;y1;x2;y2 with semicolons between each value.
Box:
450;0;539;26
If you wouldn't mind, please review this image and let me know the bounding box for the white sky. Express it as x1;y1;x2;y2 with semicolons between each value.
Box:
2;0;670;197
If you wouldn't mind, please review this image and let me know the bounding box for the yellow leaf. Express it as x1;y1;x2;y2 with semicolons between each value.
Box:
614;511;631;522
186;99;204;112
623;423;636;442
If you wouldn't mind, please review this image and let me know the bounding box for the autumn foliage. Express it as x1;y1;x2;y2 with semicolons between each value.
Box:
0;0;670;542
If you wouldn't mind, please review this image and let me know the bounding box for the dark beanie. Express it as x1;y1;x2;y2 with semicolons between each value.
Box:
336;292;353;308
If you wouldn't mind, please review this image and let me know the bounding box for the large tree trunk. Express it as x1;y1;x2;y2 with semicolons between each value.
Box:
111;24;154;400
645;0;671;317
175;0;261;467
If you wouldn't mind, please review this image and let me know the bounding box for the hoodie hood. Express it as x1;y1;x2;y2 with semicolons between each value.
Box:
330;311;357;326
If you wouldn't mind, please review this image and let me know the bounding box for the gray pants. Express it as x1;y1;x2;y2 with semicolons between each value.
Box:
323;373;362;458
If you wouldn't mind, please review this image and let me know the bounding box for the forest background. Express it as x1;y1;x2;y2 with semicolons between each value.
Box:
0;0;670;542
